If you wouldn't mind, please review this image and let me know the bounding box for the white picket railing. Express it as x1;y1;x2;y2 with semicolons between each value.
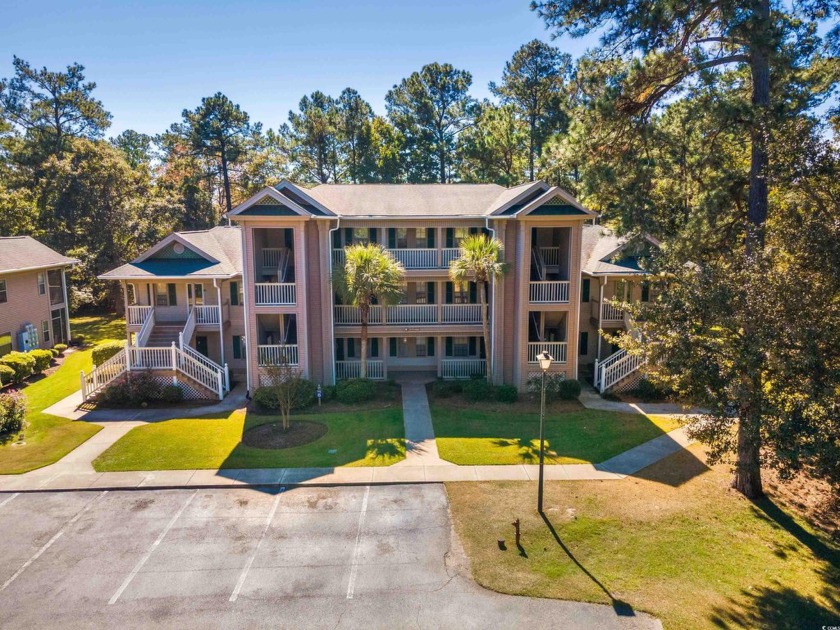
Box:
262;247;286;269
440;358;486;379
334;305;384;325
527;342;568;364
193;304;221;325
128;345;173;369
601;301;625;321
441;304;482;324
597;350;645;393
332;249;346;268
178;349;225;398
529;281;570;303
257;344;299;367
180;339;229;392
80;347;128;401
385;304;437;324
255;283;296;305
387;248;437;269
135;309;156;347
127;305;153;326
441;248;461;267
335;360;386;380
539;247;562;267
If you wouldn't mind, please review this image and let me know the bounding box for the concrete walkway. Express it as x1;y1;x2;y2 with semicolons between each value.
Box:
578;387;705;415
394;381;454;467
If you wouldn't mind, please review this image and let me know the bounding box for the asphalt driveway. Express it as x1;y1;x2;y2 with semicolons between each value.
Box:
0;486;658;629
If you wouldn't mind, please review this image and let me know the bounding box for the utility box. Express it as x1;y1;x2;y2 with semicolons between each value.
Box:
18;323;39;352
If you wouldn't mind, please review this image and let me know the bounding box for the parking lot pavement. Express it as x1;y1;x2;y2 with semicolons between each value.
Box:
0;487;659;629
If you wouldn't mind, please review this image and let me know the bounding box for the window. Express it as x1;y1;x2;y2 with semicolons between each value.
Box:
42;320;50;344
416;228;434;248
451;281;474;305
230;281;241;306
51;308;67;344
37;272;46;295
0;332;11;357
156;283;177;306
415;282;434;304
454;227;470;246
233;335;246;360
0;279;6;303
579;332;588;356
581;278;590;302
453;336;469;357
641;282;651;302
47;269;64;305
352;228;370;244
187;283;204;306
396;228;408;248
125;283;137;306
416;337;428;357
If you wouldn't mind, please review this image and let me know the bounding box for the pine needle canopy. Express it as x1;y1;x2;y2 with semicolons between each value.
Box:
333;243;405;306
449;234;507;283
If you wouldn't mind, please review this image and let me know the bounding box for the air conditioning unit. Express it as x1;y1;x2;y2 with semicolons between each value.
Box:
18;323;39;352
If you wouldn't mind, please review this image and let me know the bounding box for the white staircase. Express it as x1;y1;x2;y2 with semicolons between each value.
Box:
594;349;646;394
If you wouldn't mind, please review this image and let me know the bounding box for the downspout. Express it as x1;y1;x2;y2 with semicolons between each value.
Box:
214;278;224;365
328;218;341;385
485;217;497;384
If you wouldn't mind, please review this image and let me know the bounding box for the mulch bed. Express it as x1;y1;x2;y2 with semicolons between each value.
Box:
242;420;328;450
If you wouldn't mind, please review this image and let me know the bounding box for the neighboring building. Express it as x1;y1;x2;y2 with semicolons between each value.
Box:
0;236;78;356
94;180;652;401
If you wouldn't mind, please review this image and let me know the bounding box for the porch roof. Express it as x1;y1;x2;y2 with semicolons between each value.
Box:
580;224;654;276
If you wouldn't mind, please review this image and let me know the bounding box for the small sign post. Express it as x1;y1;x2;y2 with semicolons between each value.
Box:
316;384;322;406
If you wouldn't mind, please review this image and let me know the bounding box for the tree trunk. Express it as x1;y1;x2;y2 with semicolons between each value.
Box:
479;280;492;382
220;148;233;215
360;302;369;379
733;404;763;498
528;114;536;182
439;145;447;183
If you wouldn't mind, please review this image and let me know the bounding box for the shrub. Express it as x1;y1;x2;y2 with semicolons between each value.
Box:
0;352;36;383
496;384;519;403
557;378;582;400
0;391;27;435
69;336;85;347
635;378;666;402
336;378;377;404
431;379;462;398
159;385;184;404
49;348;60;358
252;386;279;411
0;365;15;386
53;344;68;356
29;349;53;374
92;341;124;365
98;372;162;407
463;378;493;402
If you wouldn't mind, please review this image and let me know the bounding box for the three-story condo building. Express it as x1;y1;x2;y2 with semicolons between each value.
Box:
95;180;650;401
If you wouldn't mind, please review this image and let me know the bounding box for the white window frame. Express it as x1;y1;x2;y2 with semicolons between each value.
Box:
37;272;46;295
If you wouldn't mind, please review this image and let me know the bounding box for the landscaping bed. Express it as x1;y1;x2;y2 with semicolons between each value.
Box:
446;444;840;629
242;420;328;449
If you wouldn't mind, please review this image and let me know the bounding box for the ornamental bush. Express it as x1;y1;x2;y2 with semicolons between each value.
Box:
431;379;462;398
53;344;68;356
253;378;317;412
0;352;36;383
0;365;15;386
463;378;493;402
98;372;163;407
49;348;60;358
159;385;184;404
495;384;519;403
92;341;124;365
557;378;582;400
29;349;53;374
635;378;667;402
527;373;580;403
336;378;377;404
0;390;27;435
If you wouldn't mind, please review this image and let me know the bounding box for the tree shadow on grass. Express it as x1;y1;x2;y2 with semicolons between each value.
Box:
367;438;403;460
608;441;711;488
539;511;637;618
490;438;558;464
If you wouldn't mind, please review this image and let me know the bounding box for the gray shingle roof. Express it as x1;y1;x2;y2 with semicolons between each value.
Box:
0;236;78;274
581;225;649;276
99;226;243;280
305;183;518;217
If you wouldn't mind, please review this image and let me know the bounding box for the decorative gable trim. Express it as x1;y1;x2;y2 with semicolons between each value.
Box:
226;186;312;217
274;179;335;216
135;233;219;264
488;181;550;215
512;186;596;218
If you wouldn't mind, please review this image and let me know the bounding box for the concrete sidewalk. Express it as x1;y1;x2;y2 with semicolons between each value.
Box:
394;380;454;467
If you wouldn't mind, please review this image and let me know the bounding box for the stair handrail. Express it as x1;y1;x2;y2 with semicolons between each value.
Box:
135;309;156;347
180;342;228;392
80;347;128;401
599;351;645;393
278;247;290;283
177;346;224;399
595;348;628;390
531;246;545;281
181;307;197;350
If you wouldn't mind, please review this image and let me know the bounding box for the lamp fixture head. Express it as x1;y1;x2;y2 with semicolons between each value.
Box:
538;351;553;372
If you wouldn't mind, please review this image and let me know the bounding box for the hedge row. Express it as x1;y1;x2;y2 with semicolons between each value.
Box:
0;345;65;385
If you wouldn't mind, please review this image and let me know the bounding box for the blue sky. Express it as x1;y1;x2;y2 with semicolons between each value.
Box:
1;0;595;137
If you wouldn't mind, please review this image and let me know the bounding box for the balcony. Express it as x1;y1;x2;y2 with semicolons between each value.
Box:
334;304;482;326
193;304;221;325
127;305;154;326
529;281;570;304
439;358;485;379
335;360;386;380
257;344;299;367
255;283;296;306
600;302;625;322
332;247;463;270
527;342;568;364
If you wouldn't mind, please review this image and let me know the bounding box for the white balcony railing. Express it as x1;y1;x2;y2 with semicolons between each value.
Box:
529;281;570;303
332;249;346;268
385;304;437;324
262;247;285;269
255;283;296;306
334;305;384;325
127;305;153;326
257;344;299;367
601;302;625;321
527;342;568;364
440;358;486;379
441;304;482;324
387;248;437;269
193;304;221;325
335;360;386;380
441;248;461;267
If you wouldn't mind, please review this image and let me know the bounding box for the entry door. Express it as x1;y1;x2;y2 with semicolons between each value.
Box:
195;335;209;357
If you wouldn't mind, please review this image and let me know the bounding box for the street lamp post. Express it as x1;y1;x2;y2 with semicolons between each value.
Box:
537;351;553;513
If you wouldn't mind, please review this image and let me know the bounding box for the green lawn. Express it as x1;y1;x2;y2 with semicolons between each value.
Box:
92;407;405;471
447;446;840;629
431;405;682;465
0;314;125;474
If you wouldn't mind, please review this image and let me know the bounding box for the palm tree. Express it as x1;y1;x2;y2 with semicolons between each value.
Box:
333;243;405;378
449;234;508;381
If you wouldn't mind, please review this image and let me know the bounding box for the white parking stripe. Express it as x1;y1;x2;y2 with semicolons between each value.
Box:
108;490;197;605
0;493;19;509
229;488;284;602
346;485;370;600
0;491;107;593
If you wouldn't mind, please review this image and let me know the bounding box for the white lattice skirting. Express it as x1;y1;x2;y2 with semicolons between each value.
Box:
140;374;217;401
